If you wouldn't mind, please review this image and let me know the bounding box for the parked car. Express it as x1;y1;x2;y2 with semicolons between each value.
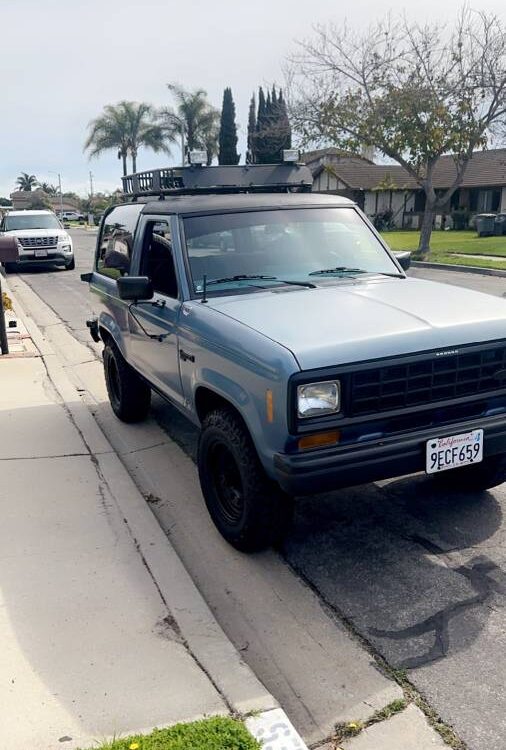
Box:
82;162;506;552
1;209;74;271
57;210;85;222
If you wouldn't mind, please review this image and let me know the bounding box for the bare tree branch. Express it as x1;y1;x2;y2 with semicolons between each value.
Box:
288;7;506;255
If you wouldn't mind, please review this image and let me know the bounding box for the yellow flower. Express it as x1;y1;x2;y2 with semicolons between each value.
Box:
347;723;359;729
129;744;140;750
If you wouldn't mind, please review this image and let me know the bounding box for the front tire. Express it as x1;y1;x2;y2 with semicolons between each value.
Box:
198;409;293;552
103;341;151;423
3;262;16;273
432;453;506;491
65;256;75;270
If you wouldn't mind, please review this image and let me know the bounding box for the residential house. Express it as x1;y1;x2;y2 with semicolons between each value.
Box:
304;148;506;228
10;189;80;213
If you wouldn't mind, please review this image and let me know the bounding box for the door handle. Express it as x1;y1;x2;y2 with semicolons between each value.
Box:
179;349;195;363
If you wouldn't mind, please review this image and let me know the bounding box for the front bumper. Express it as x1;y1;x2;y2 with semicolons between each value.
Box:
15;250;72;267
274;414;506;495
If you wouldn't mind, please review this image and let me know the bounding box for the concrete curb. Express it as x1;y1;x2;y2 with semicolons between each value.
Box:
411;260;506;277
1;272;311;746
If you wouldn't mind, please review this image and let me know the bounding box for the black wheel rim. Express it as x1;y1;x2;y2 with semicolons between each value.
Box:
107;353;121;406
209;442;245;526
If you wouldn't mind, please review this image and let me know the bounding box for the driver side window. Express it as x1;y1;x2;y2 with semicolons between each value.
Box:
140;220;178;299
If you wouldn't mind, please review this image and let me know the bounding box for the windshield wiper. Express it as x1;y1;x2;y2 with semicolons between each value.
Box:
309;266;367;276
205;274;316;289
309;267;404;279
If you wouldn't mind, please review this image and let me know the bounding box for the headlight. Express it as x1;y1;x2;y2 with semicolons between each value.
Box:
297;380;340;418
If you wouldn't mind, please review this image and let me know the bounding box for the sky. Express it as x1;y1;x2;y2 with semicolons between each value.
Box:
1;0;503;198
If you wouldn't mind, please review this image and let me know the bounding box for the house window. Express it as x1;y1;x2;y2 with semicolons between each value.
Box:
476;189;501;212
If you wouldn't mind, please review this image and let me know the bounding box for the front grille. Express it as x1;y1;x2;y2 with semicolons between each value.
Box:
18;236;58;248
350;343;506;417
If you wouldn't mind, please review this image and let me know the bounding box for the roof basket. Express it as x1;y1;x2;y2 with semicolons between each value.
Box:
121;164;313;198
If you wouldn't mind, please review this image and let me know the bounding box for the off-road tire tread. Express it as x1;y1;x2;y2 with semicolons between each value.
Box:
198;409;292;551
103;342;151;423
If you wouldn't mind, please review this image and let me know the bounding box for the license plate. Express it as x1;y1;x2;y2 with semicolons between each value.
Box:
426;429;483;474
34;248;47;258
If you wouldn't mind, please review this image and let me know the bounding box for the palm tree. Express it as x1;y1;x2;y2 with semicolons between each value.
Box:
38;182;58;195
162;84;220;162
84;101;173;176
16;173;38;191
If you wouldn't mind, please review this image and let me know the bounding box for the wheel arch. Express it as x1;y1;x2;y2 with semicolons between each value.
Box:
194;385;247;429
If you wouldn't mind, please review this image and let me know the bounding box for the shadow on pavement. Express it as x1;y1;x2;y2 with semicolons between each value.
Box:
282;473;505;670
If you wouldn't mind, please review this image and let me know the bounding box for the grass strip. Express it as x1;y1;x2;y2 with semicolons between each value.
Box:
381;230;506;270
79;716;260;750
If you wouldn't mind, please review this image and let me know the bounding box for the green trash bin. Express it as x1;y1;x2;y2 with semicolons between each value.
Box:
476;213;496;237
494;214;506;235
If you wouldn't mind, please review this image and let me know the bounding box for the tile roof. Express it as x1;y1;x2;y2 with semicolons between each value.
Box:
306;149;506;191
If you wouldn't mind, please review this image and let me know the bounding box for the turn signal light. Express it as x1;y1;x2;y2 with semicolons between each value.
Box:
298;431;340;451
266;389;274;423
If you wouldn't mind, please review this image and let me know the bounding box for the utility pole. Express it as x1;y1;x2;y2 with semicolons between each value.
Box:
58;173;63;217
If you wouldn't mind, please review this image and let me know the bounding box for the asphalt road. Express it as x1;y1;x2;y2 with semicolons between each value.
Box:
16;228;506;750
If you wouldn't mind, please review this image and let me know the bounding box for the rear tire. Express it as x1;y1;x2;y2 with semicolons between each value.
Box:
3;262;16;273
198;408;293;552
432;453;506;491
103;341;151;423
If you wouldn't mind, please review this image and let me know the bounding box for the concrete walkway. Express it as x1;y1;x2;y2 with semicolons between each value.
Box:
0;354;230;749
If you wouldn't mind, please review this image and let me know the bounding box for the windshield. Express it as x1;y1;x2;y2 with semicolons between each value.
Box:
3;214;61;231
184;207;400;295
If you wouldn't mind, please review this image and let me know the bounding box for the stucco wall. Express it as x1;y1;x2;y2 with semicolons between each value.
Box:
363;190;414;227
312;170;347;192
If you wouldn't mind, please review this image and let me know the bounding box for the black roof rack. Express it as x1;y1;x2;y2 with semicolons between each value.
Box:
122;163;313;198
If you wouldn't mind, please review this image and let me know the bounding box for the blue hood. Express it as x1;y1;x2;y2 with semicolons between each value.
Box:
207;277;506;370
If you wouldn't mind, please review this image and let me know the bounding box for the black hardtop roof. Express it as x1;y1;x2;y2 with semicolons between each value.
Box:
141;191;354;216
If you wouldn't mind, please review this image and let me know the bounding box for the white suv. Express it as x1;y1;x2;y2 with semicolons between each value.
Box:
0;210;74;271
58;210;84;222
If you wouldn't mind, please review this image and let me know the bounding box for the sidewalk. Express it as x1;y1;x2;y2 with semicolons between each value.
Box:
0;297;277;750
0;343;226;749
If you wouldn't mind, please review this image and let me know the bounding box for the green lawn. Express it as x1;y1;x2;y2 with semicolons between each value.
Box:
381;230;506;270
80;717;260;750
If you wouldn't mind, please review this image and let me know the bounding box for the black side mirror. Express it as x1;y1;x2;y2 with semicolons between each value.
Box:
117;276;154;302
394;251;411;271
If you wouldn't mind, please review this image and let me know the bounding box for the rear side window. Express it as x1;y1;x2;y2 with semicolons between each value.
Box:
96;204;142;278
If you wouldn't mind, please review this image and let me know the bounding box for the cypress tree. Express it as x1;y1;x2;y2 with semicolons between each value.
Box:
246;93;256;163
263;87;279;164
218;87;240;165
278;89;292;151
256;87;268;163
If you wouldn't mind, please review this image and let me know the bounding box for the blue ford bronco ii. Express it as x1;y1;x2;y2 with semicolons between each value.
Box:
83;158;506;551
